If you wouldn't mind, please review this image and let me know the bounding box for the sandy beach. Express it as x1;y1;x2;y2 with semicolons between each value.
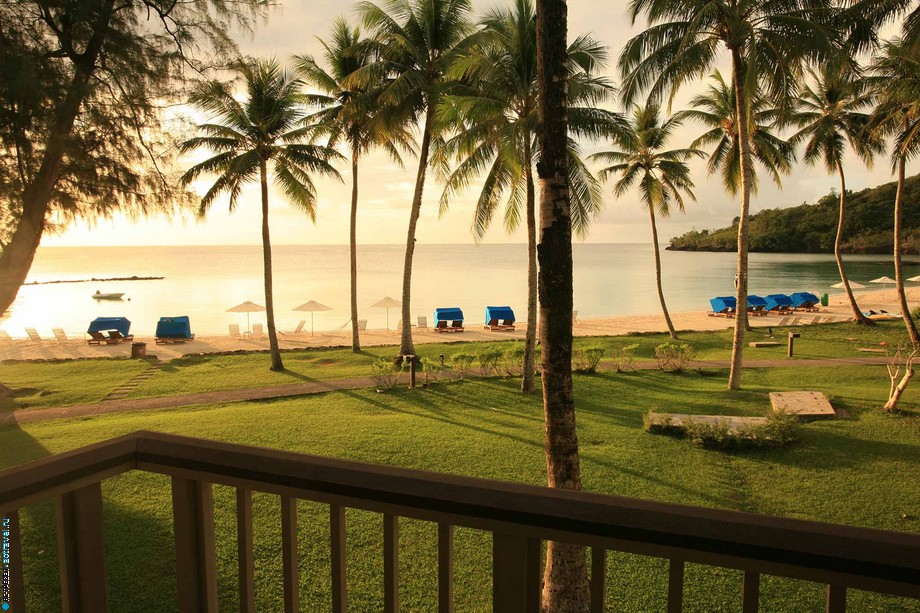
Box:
1;286;913;362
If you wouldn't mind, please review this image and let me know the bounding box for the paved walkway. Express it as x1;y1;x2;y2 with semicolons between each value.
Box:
0;356;892;428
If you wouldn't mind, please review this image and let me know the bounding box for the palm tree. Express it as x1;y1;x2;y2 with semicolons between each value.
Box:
847;1;920;53
294;18;413;353
790;64;883;326
620;0;838;389
869;39;920;345
435;0;622;392
181;59;342;371
354;0;473;358
591;104;703;339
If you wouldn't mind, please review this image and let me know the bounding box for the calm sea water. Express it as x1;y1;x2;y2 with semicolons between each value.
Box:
3;244;917;336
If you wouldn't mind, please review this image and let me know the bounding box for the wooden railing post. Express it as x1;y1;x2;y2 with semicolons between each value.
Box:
667;559;685;613
237;489;255;613
591;547;606;613
4;511;26;613
826;585;846;613
281;497;299;613
743;571;760;612
438;523;454;613
492;533;540;613
57;482;108;613
330;505;347;613
384;514;399;613
171;477;218;612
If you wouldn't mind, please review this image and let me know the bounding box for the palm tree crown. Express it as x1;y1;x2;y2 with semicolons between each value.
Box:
682;72;795;195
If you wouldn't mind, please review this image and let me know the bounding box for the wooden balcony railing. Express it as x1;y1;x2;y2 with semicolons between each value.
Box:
0;430;918;612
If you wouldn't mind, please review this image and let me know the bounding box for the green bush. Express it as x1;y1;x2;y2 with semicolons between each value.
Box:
655;342;695;372
419;357;445;385
573;346;607;373
912;305;920;321
478;349;503;376
452;352;475;380
370;359;402;391
500;345;526;377
645;410;800;450
613;343;640;373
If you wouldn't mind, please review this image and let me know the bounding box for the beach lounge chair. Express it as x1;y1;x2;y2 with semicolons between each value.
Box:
107;330;134;343
357;319;368;331
764;294;794;314
434;308;464;333
229;324;241;338
87;317;131;345
292;320;306;334
417;316;428;332
747;295;768;316
87;331;108;345
0;330;11;343
484;306;516;331
708;297;736;318
790;292;820;312
155;316;195;344
572;310;580;325
25;328;43;342
52;328;68;342
252;323;264;337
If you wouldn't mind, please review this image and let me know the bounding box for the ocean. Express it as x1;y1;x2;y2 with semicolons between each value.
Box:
3;244;916;337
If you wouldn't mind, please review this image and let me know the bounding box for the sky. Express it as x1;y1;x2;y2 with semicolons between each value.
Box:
45;0;915;248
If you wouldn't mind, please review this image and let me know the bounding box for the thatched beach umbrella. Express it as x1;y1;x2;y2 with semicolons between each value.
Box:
869;276;897;286
908;275;920;282
831;281;865;289
227;301;264;334
370;296;401;330
293;300;332;336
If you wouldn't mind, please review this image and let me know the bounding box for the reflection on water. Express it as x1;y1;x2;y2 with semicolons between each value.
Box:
2;244;917;336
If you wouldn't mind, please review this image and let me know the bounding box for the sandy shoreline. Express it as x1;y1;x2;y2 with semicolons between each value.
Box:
1;287;914;362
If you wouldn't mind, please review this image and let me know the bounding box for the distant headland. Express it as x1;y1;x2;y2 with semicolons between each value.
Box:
25;275;164;286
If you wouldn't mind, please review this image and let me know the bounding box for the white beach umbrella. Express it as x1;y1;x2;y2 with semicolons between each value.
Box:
370;296;401;330
869;276;897;285
227;301;265;333
831;281;866;289
293;300;332;336
908;275;920;282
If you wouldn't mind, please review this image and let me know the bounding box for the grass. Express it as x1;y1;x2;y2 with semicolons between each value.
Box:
0;321;914;411
2;366;918;611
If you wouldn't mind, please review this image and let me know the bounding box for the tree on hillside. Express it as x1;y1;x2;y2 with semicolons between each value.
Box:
618;0;838;390
294;18;414;353
353;0;473;358
790;64;884;325
0;0;270;316
592;104;703;339
535;0;590;608
435;0;624;392
181;59;342;371
869;39;920;345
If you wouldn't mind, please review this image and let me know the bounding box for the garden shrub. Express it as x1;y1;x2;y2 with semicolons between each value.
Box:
420;357;445;385
452;352;475;380
500;345;526;377
613;343;639;372
572;346;607;373
655;342;695;372
478;348;503;376
370;358;402;391
645;410;800;450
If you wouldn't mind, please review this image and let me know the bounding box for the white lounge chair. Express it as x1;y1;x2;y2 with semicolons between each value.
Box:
284;320;306;335
229;324;241;338
357;319;368;331
417;316;428;332
25;328;43;342
252;323;264;337
0;330;11;343
572;310;580;325
52;328;68;342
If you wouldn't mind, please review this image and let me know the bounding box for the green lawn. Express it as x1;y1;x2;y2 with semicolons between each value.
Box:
0;321;913;411
3;366;918;611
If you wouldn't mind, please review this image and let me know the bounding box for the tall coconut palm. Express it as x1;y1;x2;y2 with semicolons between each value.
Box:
435;0;623;392
847;0;920;53
294;18;413;353
591;104;703;339
534;0;590;607
354;0;473;358
620;0;838;390
869;39;920;345
181;59;342;371
790;64;883;326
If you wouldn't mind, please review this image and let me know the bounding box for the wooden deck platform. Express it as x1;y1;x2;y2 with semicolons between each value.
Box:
769;391;836;420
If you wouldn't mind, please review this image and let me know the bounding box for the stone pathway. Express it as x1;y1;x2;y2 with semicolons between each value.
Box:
101;361;163;401
0;356;891;428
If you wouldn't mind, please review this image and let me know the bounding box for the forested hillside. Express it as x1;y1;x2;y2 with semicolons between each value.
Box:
668;174;920;253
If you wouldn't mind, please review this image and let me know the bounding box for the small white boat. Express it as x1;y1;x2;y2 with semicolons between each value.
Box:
92;292;125;301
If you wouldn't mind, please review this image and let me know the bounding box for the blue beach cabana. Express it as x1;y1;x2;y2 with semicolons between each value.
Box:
86;317;132;345
790;292;820;310
747;295;767;316
484;306;516;331
709;296;736;317
433;307;464;333
155;316;195;344
764;294;793;312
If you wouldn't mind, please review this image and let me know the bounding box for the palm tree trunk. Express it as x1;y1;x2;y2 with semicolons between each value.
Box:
727;50;754;391
894;155;920;345
399;102;436;357
260;159;284;372
350;150;361;353
522;143;538;393
536;0;590;609
649;207;677;339
0;0;116;316
834;161;871;325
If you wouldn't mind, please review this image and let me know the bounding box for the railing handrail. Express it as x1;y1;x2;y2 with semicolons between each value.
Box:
1;430;918;599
